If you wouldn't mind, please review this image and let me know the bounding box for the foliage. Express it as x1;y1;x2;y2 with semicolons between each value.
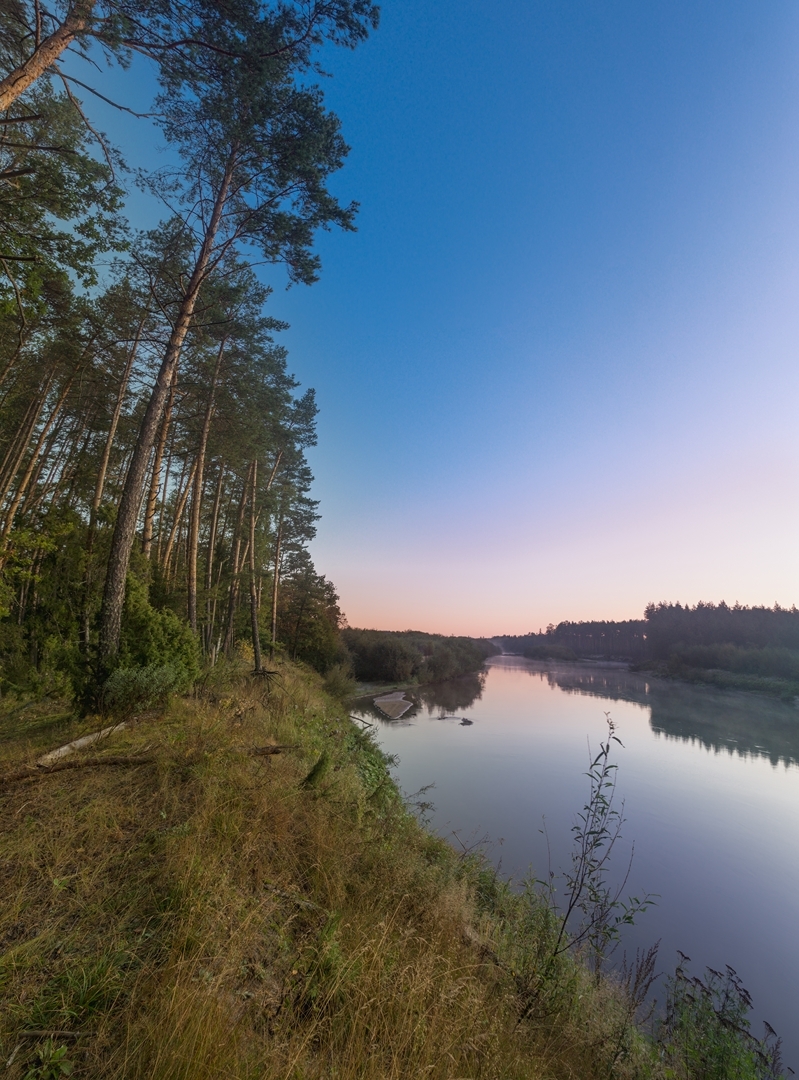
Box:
22;1040;74;1080
117;574;199;689
342;628;498;685
500;602;799;689
657;958;787;1080
101;663;185;717
0;0;380;703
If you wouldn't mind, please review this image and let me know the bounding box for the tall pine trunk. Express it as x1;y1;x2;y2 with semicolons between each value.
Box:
270;518;283;658
98;152;235;668
142;373;176;559
223;464;253;656
203;464;225;654
187;338;225;631
248;460;262;672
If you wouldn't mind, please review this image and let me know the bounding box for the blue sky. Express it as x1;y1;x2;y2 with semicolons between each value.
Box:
85;0;799;634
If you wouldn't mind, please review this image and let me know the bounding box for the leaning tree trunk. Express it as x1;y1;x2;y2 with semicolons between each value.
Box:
0;2;95;112
0;367;76;548
98;153;235;669
186;338;225;632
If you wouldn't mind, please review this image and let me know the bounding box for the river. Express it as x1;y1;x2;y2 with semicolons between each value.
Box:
351;654;799;1066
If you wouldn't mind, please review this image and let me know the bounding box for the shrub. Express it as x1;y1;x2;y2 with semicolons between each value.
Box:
101;663;185;717
118;574;199;689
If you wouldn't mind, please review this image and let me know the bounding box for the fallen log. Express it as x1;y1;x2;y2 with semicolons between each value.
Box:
37;723;127;767
0;754;153;787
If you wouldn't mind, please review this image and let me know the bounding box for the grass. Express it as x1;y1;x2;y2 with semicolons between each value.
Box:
0;658;732;1079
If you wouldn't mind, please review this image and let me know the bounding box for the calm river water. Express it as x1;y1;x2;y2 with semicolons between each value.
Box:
352;655;799;1065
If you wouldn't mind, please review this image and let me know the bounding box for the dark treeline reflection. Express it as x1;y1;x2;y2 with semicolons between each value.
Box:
521;661;799;769
353;671;486;725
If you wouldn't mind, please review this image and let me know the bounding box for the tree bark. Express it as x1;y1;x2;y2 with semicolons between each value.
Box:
270;517;283;658
187;338;225;631
142;372;175;559
98;151;235;667
89;316;145;536
162;460;196;575
0;2;95;112
248;460;262;672
0;369;75;546
203;463;225;652
0;375;52;506
223;464;253;655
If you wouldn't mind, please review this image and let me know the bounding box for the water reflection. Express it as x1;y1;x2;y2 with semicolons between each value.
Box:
352;670;485;725
507;658;799;768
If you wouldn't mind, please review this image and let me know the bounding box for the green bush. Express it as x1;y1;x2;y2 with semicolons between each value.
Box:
118;574;199;690
322;663;357;700
101;663;185;717
657;959;787;1079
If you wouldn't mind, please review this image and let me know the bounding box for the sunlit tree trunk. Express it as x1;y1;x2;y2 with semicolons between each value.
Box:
0;2;95;112
88;316;145;540
162;460;196;575
98;152;235;667
248;459;262;672
187;338;225;631
0;369;75;546
203;464;225;653
142;373;175;559
223;464;252;656
0;376;53;507
270;517;283;658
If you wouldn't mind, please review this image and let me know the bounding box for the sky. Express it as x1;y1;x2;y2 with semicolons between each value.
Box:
83;0;799;635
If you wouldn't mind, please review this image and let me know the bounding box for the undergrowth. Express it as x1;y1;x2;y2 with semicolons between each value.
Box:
0;660;786;1079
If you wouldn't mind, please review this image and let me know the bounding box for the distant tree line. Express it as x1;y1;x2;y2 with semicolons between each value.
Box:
498;602;799;683
499;620;647;661
342;629;498;685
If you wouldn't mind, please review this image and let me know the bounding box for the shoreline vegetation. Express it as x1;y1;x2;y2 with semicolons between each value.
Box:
0;660;788;1079
498;602;799;703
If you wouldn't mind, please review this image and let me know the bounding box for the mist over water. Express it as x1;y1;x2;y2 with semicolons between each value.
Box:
353;656;799;1067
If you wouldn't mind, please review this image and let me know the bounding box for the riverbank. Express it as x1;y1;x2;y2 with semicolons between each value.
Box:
0;659;783;1078
631;659;799;702
510;650;799;704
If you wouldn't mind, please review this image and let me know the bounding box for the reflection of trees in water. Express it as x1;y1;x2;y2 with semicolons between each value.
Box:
533;661;799;769
352;672;486;726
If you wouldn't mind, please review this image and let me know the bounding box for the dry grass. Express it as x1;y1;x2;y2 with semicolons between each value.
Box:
0;660;663;1079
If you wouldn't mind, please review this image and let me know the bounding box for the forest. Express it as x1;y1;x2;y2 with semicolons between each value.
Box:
499;602;799;689
342;628;497;684
0;0;380;703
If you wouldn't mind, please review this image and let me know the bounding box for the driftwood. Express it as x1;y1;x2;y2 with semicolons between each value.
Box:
0;754;153;787
36;723;127;767
248;744;298;756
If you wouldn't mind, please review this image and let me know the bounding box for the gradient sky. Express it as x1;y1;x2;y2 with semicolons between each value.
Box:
86;0;799;635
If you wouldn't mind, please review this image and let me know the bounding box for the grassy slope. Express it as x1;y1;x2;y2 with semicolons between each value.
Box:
0;660;659;1080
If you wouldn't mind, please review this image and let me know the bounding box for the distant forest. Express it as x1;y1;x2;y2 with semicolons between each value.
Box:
498;602;799;689
342;629;498;685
